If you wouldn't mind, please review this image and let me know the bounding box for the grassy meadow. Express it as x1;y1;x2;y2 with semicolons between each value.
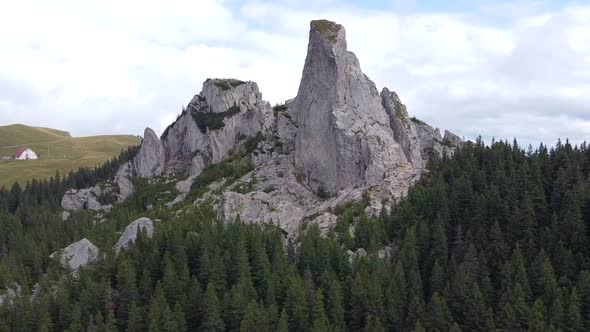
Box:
0;124;140;188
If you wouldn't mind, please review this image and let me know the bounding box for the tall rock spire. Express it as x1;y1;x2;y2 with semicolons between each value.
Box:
293;20;407;193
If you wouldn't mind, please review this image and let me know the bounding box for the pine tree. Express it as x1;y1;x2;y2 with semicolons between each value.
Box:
173;303;187;332
531;250;557;305
277;309;289;332
285;274;309;332
200;282;224;331
311;289;330;332
529;299;547;332
66;306;83;332
385;261;407;330
115;259;138;327
239;301;263;332
186;276;202;331
449;322;462;332
126;301;143;332
148;282;170;332
566;288;583;332
321;270;345;331
94;312;105;332
104;310;117;332
428;292;452;331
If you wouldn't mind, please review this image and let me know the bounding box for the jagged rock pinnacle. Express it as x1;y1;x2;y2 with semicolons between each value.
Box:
309;20;346;49
98;19;464;238
293;19;407;193
133;127;165;177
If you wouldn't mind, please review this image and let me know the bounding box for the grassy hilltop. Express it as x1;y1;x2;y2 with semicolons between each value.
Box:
0;124;140;188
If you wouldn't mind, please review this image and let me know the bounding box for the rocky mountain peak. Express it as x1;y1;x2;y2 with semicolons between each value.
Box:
197;78;262;114
66;19;463;239
133;127;165;178
309;20;346;52
294;19;407;193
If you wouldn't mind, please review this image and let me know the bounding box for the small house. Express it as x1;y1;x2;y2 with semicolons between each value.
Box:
15;148;38;160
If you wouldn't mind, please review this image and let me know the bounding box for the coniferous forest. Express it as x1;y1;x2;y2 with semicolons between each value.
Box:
2;139;590;331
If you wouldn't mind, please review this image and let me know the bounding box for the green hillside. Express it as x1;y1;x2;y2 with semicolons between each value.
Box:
0;124;140;188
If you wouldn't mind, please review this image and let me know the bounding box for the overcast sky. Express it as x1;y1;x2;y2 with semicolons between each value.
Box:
1;0;589;147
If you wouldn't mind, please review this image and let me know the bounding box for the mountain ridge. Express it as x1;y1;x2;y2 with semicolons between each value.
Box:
62;19;463;239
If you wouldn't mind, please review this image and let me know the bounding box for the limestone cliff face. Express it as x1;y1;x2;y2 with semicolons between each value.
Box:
66;19;463;240
162;79;272;176
133;128;165;177
381;88;458;168
293;20;408;193
113;127;165;201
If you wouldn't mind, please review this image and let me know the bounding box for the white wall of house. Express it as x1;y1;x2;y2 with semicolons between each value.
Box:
15;149;38;160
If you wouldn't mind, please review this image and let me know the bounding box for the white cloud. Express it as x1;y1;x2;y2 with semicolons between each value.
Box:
0;0;589;148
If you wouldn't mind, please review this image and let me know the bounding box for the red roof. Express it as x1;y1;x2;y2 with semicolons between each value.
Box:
15;148;28;158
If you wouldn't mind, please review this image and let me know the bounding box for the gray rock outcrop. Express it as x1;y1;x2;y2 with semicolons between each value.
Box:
49;238;100;274
113;127;165;200
0;283;21;306
114;217;154;253
61;186;113;212
64;19;463;241
293;20;408;193
133;128;165;177
218;191;306;236
61;210;71;221
212;19;463;238
161;79;272;176
115;163;135;201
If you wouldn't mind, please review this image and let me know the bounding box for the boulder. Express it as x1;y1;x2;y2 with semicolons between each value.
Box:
61;210;71;221
0;283;21;306
309;212;338;236
347;248;368;264
217;191;305;237
49;238;100;274
377;244;395;262
114;217;154;253
61;187;110;212
115;161;135;201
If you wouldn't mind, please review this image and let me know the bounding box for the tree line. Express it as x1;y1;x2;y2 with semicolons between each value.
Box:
2;138;590;331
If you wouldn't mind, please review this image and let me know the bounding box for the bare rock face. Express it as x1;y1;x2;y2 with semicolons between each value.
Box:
111;127;164;201
213;20;463;239
162;79;272;176
115;163;135;202
61;186;113;212
381;88;462;167
114;217;154;253
69;19;463;243
133;128;165;177
293;20;408;193
217;191;306;236
49;238;100;274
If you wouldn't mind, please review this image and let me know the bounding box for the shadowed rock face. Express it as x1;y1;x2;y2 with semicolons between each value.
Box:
293;20;408;193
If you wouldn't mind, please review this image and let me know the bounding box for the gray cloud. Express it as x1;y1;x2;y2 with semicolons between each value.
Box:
0;0;588;148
